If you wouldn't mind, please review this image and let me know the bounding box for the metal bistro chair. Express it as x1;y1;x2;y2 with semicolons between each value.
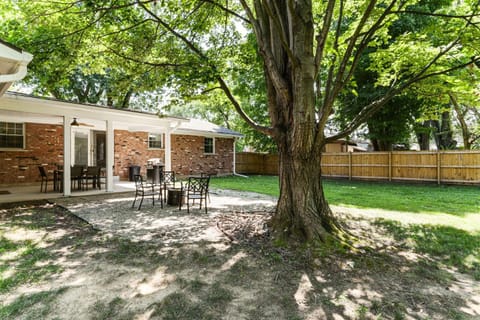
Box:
132;174;163;210
38;166;54;193
161;171;176;202
180;176;210;214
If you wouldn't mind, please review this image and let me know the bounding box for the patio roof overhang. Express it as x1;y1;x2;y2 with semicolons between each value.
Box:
0;92;188;132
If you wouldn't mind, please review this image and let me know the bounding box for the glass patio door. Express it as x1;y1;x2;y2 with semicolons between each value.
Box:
73;130;89;166
93;131;106;167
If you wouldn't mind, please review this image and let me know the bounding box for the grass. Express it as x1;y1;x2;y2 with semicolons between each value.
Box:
374;219;480;280
0;288;66;319
211;175;480;216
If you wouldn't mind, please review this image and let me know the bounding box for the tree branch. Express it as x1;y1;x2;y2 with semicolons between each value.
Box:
326;55;480;142
105;46;187;68
263;0;296;67
216;76;273;136
140;0;271;135
239;0;291;106
200;0;250;24
391;9;480;20
314;0;337;77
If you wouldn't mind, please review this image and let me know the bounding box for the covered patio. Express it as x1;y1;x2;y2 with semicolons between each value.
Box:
0;93;189;196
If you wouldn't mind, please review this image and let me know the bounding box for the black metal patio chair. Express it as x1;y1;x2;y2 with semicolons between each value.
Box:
131;174;163;210
161;170;176;202
38;166;54;193
71;165;84;190
179;175;210;214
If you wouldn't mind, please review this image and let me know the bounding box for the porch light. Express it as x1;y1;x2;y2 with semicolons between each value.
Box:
70;118;79;126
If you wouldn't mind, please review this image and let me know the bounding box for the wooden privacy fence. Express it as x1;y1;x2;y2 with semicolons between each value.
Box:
235;152;280;175
235;151;480;185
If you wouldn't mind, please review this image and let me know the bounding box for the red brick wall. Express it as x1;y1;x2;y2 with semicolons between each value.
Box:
0;123;64;185
114;130;165;180
0;124;234;185
171;134;234;176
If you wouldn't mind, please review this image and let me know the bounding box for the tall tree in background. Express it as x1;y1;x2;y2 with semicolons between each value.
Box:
2;1;479;244
0;1;168;108
335;0;456;151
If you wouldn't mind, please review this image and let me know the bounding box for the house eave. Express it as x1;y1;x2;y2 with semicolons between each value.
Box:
175;128;243;139
0;92;189;130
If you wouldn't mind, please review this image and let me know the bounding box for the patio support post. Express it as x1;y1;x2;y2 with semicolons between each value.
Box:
106;119;114;192
165;129;172;171
63;116;72;196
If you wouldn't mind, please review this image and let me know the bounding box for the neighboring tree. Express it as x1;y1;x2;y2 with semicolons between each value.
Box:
336;0;454;151
409;51;480;150
0;1;168;108
3;1;479;244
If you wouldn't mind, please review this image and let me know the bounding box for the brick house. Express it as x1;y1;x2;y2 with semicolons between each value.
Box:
0;92;242;195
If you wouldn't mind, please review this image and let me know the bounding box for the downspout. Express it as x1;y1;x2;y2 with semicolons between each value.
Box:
233;137;248;178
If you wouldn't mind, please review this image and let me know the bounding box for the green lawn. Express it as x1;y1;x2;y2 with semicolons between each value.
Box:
211;175;480;216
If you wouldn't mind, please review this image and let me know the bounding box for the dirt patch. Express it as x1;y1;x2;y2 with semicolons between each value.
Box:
1;190;479;319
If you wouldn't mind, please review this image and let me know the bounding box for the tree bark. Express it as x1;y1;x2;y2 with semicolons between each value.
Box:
271;145;345;243
450;93;471;150
248;0;347;244
416;121;432;151
433;111;457;150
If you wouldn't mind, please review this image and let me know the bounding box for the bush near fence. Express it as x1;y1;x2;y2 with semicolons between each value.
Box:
235;151;480;185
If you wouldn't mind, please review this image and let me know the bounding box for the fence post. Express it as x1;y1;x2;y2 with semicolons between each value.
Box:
348;152;352;180
388;152;392;181
437;151;441;185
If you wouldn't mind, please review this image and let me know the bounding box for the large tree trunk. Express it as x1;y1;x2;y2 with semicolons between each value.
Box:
250;0;347;244
271;141;345;243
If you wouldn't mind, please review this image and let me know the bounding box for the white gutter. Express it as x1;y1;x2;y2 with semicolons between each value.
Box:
0;61;29;82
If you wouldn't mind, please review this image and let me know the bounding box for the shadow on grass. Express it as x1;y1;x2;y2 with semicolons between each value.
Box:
373;218;480;280
1;201;479;319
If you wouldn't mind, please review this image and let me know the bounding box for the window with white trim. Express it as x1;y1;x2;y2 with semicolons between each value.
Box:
204;137;214;154
0;122;24;149
148;133;164;149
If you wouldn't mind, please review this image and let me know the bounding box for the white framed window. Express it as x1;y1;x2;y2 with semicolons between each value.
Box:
204;137;214;154
148;133;164;149
0;122;24;149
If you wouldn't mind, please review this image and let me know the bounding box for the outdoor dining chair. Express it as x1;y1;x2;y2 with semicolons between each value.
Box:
179;175;210;214
71;165;84;190
132;174;163;210
81;166;100;190
38;166;54;193
161;170;176;202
